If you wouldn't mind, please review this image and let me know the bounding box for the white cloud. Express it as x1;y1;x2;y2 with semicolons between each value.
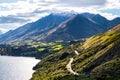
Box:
57;0;107;7
0;0;120;33
106;0;120;9
44;0;57;2
0;0;39;16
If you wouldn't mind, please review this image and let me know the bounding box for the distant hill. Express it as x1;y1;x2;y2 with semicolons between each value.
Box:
31;24;120;80
0;12;120;43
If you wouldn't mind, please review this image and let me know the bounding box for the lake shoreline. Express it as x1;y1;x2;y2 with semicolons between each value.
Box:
0;56;40;80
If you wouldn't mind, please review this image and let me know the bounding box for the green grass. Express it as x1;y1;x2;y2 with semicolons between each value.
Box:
31;25;120;80
38;48;45;51
52;44;63;51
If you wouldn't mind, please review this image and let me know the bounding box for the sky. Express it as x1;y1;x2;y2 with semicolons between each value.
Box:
0;0;120;33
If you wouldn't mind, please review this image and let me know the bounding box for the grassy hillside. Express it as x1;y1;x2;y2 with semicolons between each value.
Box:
31;24;120;80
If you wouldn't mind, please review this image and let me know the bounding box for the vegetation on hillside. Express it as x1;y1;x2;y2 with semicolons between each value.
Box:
0;40;83;59
31;24;120;80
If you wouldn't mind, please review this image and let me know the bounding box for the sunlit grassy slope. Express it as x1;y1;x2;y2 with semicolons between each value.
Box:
31;24;120;80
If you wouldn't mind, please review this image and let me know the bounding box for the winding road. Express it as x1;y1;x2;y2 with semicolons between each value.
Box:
66;50;80;75
74;50;80;55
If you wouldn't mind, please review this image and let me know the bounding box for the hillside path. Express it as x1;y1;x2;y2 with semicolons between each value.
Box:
66;58;79;75
66;50;80;75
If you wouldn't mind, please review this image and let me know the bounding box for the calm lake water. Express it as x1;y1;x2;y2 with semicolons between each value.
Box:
0;56;40;80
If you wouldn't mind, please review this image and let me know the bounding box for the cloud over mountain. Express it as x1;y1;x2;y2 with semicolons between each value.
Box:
0;0;120;33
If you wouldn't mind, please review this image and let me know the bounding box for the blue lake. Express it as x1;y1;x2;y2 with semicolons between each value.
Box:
0;56;39;80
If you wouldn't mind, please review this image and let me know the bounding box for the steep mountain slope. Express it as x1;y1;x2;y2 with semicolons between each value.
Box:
0;13;71;43
0;13;120;43
31;24;120;80
39;14;106;41
38;13;120;42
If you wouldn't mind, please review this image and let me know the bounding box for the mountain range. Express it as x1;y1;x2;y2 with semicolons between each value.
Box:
0;12;120;43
